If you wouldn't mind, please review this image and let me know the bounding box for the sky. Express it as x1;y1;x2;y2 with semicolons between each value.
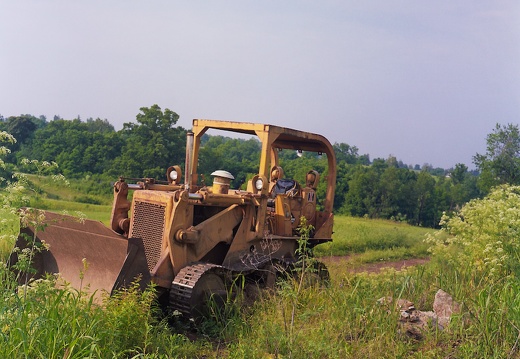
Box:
1;1;519;170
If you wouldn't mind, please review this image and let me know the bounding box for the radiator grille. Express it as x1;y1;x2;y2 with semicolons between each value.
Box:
131;201;166;272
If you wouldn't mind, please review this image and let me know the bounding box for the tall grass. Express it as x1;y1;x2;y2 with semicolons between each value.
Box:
0;209;18;261
224;266;438;358
0;268;209;358
3;253;518;358
221;259;520;358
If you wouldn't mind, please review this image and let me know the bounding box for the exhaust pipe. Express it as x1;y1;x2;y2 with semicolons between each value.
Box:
185;131;194;192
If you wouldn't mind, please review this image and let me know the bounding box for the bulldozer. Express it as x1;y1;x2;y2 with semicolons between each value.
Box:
10;119;336;317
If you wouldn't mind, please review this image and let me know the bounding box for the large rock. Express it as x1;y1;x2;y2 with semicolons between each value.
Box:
433;289;461;329
378;289;461;340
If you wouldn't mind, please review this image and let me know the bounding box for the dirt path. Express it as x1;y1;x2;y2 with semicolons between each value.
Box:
319;256;430;274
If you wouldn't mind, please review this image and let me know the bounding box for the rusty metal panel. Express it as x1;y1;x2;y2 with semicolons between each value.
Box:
9;211;147;301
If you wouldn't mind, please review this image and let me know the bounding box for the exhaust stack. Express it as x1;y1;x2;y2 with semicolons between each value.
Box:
185;131;194;192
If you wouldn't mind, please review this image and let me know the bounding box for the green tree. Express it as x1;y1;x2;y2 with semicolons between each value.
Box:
376;166;417;220
85;117;115;133
415;171;436;226
333;143;369;165
5;115;38;151
333;161;350;212
450;163;468;185
474;123;520;192
17;118;123;177
198;136;261;188
111;105;186;178
448;163;481;212
342;166;378;217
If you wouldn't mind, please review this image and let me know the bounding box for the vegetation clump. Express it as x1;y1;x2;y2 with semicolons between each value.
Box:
0;268;208;358
427;184;520;279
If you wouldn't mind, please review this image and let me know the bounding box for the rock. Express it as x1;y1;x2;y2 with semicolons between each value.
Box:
398;304;434;340
433;289;461;329
378;289;461;340
376;296;392;306
396;299;415;312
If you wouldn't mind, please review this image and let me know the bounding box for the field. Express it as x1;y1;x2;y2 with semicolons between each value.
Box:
1;179;519;358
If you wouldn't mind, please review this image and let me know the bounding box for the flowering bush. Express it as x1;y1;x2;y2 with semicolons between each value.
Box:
426;185;520;279
0;131;16;160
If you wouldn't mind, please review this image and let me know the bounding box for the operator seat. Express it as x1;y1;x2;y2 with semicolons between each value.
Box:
301;170;320;225
266;166;303;235
268;165;299;197
268;165;284;194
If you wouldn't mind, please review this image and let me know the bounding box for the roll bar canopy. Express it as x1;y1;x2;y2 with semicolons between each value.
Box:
189;119;337;213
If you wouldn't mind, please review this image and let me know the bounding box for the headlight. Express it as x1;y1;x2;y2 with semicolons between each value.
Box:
255;178;264;190
167;165;182;184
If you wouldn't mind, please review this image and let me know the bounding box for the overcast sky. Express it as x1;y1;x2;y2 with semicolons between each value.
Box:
1;1;519;169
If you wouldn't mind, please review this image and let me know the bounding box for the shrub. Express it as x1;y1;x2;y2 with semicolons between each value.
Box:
427;184;520;279
74;195;102;205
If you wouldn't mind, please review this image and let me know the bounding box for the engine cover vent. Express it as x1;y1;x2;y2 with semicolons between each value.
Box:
130;200;166;272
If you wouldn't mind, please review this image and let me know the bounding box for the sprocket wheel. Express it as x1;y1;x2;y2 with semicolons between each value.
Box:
190;272;227;318
169;263;229;319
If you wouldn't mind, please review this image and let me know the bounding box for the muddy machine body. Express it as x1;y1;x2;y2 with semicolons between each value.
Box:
11;120;336;315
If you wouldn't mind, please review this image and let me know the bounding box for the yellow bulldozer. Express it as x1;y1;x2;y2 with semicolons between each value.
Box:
10;119;336;316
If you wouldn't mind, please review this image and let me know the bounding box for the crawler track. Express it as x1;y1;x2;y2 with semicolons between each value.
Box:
169;263;226;316
169;259;330;317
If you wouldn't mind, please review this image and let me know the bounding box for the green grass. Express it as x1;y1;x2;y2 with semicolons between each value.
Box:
0;176;112;261
315;216;434;262
3;245;520;358
24;174;113;204
15;173;113;224
0;270;210;358
218;258;520;358
4;177;519;357
30;197;112;224
0;199;111;262
0;209;18;261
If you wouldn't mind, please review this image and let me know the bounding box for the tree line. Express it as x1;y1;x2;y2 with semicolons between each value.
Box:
1;105;517;228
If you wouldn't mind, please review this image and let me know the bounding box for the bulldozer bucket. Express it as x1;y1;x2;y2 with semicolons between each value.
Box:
9;211;150;300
